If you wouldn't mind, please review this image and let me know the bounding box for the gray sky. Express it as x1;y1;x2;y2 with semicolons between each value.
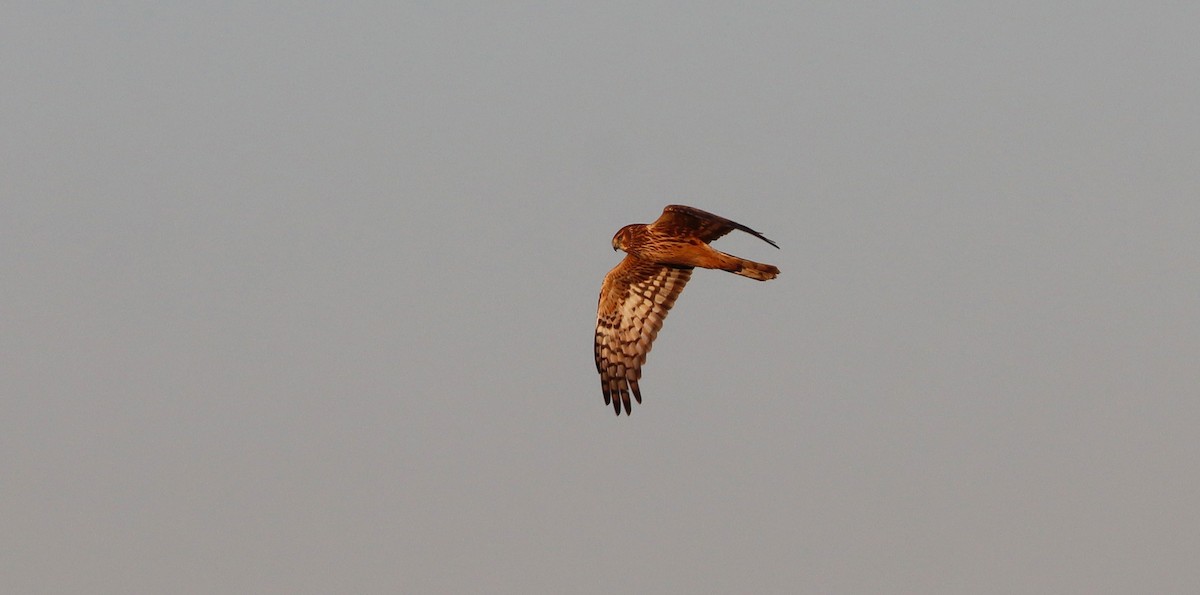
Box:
3;3;1198;593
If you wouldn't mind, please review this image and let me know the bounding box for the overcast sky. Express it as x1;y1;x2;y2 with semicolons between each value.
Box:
3;3;1198;594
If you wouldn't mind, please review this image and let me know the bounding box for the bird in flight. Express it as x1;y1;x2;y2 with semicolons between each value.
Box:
594;205;780;415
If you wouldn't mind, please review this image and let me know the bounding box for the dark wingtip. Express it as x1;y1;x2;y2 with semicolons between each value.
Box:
738;223;780;249
756;232;781;249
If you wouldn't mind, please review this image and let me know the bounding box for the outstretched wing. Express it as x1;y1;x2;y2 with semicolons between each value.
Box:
594;256;693;415
649;204;780;248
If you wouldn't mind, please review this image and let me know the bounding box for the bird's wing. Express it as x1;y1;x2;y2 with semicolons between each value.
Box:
649;204;779;248
594;255;693;415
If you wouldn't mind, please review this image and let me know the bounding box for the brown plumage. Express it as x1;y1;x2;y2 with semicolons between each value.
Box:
594;205;780;415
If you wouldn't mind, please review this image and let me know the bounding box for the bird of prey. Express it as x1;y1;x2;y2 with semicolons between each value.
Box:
594;205;780;415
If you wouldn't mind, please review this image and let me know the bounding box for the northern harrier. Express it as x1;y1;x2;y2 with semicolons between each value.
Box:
594;205;780;415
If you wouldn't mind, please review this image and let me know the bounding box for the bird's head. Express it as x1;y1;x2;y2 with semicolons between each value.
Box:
611;224;638;252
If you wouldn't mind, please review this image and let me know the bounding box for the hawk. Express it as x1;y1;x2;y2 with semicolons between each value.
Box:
594;205;780;415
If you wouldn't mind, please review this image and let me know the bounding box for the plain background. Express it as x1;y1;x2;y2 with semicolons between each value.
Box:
3;3;1198;593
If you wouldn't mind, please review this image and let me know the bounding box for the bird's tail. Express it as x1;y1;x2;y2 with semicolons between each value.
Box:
718;252;780;281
